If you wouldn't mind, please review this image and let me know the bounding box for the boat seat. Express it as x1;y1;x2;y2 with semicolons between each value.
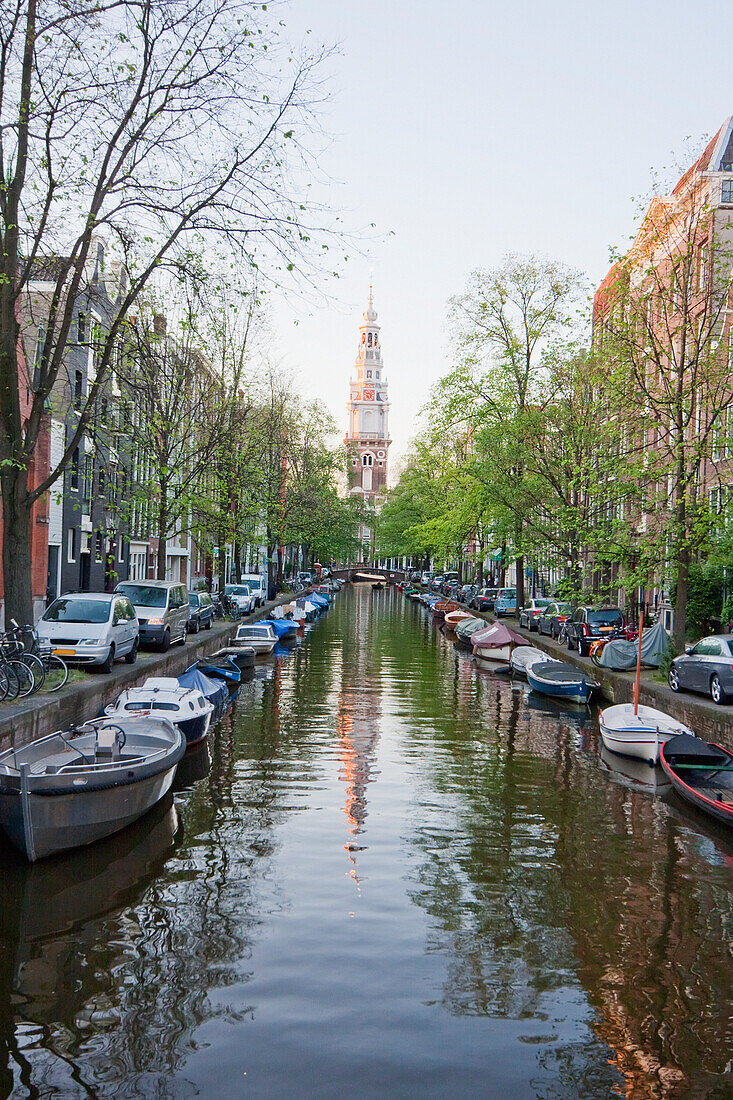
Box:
96;725;121;762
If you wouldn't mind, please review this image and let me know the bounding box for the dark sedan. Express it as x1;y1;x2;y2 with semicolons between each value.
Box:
187;591;215;633
669;635;733;705
566;606;624;657
471;588;498;611
537;601;572;638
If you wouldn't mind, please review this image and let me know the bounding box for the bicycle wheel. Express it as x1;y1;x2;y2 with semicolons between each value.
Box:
10;659;35;698
44;654;68;692
557;625;568;646
591;644;605;667
23;652;45;692
0;660;20;702
0;666;10;703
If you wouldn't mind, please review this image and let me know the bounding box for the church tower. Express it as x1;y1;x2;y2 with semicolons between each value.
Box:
345;286;391;497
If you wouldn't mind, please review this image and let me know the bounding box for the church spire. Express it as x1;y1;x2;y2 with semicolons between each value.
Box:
345;283;391;499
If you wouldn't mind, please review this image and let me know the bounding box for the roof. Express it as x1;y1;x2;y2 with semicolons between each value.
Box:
58;591;113;601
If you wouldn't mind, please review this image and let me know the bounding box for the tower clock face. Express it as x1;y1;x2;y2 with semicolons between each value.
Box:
363;387;375;400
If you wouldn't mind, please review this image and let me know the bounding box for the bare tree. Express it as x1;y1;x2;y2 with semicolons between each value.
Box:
0;0;332;621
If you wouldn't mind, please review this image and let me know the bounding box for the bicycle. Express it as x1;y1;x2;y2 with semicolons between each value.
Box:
7;620;68;693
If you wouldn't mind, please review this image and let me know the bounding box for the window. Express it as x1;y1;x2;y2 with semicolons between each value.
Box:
67;528;76;563
366;370;372;378
367;333;372;347
77;312;86;344
95;531;103;564
74;370;83;410
699;246;708;290
362;453;374;467
375;371;380;379
722;179;733;203
33;324;46;390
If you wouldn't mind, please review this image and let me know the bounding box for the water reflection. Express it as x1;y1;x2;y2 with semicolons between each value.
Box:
1;587;733;1097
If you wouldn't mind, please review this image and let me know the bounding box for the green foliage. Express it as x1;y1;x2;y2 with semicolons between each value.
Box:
683;561;724;638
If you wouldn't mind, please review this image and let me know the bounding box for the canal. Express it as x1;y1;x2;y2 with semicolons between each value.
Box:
1;584;733;1098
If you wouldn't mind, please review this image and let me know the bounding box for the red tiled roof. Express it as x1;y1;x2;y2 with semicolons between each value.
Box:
672;127;722;195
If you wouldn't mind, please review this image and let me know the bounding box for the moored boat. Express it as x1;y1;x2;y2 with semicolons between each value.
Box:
232;623;278;654
471;621;524;670
599;703;694;764
259;617;299;640
192;655;242;694
454;616;487;649
106;677;214;746
209;645;256;671
526;660;599;704
0;716;184;861
660;734;733;826
509;645;548;678
443;609;474;632
178;664;230;709
432;600;459;623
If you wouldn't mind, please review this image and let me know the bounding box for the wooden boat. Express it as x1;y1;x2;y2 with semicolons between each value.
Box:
443;609;474;632
0;716;184;861
660;734;733;826
525;660;599;704
233;623;277;654
599;703;693;764
509;645;548;678
471;622;524;670
432;600;459;623
106;677;215;746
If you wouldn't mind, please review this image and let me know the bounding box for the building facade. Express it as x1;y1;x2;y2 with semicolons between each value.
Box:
345;288;391;499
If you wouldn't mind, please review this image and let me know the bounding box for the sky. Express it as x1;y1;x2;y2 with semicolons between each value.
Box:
270;0;733;476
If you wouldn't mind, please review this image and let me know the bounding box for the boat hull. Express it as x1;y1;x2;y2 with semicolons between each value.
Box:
178;711;212;747
599;704;693;764
661;736;733;827
0;761;180;862
473;643;512;669
526;665;595;704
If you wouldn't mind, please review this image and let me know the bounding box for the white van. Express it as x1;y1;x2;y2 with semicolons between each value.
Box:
240;573;267;607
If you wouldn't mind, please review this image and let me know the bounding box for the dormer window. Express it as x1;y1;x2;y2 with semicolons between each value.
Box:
723;179;733;204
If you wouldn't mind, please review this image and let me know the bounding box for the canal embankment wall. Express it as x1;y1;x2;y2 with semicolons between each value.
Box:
0;592;302;755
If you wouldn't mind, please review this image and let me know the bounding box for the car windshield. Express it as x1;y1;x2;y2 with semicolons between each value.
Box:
534;599;551;608
227;585;251;596
117;584;166;608
499;590;516;598
588;609;622;624
43;597;111;623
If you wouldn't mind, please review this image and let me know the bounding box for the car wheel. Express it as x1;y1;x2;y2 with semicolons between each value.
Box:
668;667;681;693
578;641;588;657
205;616;212;631
192;618;200;634
100;644;115;674
159;630;171;653
711;675;728;705
124;638;139;665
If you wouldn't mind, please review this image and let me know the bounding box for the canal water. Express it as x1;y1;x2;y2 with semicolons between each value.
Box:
1;584;733;1098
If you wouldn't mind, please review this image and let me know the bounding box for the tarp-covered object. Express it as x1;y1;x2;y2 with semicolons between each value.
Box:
472;622;525;649
178;666;228;708
599;618;672;670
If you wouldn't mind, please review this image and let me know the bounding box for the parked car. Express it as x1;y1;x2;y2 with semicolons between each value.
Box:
518;598;552;631
409;570;422;583
494;588;517;617
224;583;258;616
421;571;434;586
432;575;445;590
566;606;624;657
471;588;497;611
297;571;313;587
115;580;189;651
187;591;215;633
537;601;573;638
37;591;139;672
460;584;478;604
669;635;733;704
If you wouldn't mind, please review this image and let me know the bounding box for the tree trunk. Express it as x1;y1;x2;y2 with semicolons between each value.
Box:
515;553;525;610
1;469;34;626
156;496;168;581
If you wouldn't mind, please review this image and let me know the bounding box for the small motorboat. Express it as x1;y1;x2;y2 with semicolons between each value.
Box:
192;655;241;694
0;716;184;861
310;593;329;613
443;609;474;632
106;677;214;746
178;664;230;709
454;616;487;649
509;645;548;678
660;734;733;826
284;602;306;624
526;661;599;704
232;623;277;654
472;622;525;670
599;703;694;764
209;645;255;671
432;600;459;623
259;617;299;640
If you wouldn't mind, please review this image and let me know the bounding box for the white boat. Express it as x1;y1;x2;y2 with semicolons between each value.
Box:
472;622;524;670
233;623;277;654
509;646;549;677
0;716;184;861
599;703;694;764
106;677;214;747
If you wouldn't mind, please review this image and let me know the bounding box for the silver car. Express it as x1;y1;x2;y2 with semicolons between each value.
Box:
37;592;139;672
669;635;733;705
115;581;189;651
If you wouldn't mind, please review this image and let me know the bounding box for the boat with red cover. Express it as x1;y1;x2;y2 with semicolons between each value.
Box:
471;621;525;670
660;734;733;826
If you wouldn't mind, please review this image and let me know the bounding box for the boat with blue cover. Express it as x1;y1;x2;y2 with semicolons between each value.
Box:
526;660;599;704
191;655;241;694
178;664;229;709
259;618;299;640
